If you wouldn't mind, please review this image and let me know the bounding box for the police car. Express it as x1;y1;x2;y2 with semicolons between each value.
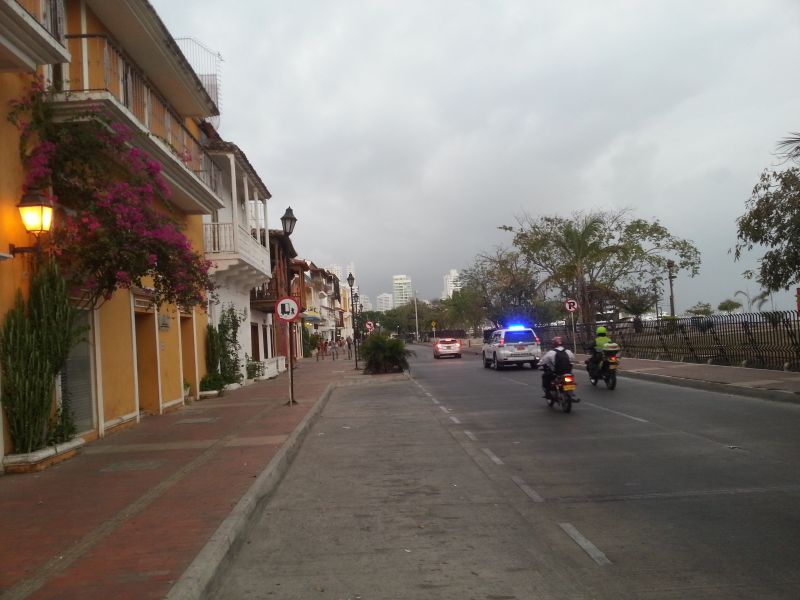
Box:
482;325;542;370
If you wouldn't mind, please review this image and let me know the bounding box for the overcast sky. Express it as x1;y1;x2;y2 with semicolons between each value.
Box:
152;0;800;311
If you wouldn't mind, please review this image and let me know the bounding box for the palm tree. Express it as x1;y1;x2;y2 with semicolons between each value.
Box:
734;289;769;311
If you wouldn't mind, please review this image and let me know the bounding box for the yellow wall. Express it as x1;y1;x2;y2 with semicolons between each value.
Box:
99;290;136;423
158;306;182;404
0;72;35;318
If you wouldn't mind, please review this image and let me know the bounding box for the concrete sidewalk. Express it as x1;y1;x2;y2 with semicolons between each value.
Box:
0;355;367;600
447;340;800;404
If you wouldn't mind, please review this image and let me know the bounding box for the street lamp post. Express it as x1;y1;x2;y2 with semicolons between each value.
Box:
413;289;419;341
347;273;359;370
281;207;297;405
666;259;677;317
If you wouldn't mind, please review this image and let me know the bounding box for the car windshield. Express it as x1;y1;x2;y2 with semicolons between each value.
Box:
505;330;535;343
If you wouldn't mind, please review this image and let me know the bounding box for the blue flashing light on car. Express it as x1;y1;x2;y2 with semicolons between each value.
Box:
506;324;528;330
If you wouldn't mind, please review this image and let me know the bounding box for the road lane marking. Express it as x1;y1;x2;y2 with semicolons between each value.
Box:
585;402;649;423
425;392;433;397
449;416;461;424
558;523;612;566
501;376;530;386
482;448;504;465
431;398;439;404
439;406;451;414
511;475;544;503
464;431;478;441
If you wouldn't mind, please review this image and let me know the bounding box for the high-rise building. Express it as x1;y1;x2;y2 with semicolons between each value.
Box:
393;275;413;307
358;294;373;311
327;264;343;283
442;269;462;299
377;293;393;312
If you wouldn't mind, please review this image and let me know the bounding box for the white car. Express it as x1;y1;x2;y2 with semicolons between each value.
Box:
482;326;542;370
433;338;461;359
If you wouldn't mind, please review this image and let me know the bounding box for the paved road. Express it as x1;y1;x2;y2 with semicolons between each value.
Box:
209;348;800;599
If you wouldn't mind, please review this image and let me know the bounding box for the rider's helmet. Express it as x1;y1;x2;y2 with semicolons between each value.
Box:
552;336;563;347
596;326;607;335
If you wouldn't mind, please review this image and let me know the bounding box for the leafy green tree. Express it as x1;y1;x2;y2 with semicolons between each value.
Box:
441;288;485;333
735;166;800;291
718;299;742;314
459;248;540;327
504;209;701;326
686;302;713;316
615;285;658;317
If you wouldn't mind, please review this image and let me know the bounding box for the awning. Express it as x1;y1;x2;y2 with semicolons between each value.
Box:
301;310;322;323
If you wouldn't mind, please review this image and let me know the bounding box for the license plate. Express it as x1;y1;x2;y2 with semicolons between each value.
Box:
562;384;576;391
609;365;618;370
516;344;527;350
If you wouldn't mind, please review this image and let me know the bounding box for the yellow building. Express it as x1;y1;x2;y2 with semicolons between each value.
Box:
0;0;225;467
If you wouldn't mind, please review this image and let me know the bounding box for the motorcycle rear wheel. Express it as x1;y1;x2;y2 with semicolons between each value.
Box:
605;372;617;390
561;392;572;413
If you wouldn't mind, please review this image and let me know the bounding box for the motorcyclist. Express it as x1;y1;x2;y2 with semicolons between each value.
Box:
587;326;613;371
540;336;575;399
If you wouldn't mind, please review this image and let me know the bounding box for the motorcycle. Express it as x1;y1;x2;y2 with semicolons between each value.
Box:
543;366;579;413
586;343;620;390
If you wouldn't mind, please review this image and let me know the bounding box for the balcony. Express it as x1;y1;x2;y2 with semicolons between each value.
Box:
204;222;271;288
51;34;223;215
250;281;280;312
0;0;70;71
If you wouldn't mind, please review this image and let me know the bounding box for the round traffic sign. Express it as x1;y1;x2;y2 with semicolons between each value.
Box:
276;297;301;322
366;320;375;331
565;298;579;313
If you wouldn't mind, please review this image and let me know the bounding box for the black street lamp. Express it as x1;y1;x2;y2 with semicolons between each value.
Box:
347;273;359;370
281;207;298;405
666;259;677;317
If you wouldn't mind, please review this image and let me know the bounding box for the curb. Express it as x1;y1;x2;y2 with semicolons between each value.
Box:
609;368;800;405
165;382;337;600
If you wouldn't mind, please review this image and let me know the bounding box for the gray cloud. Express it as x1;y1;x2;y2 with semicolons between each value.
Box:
152;0;800;309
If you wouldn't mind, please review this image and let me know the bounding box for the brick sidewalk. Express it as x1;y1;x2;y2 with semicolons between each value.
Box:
0;356;363;600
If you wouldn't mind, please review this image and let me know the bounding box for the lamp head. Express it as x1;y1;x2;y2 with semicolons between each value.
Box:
18;190;53;235
347;272;354;288
280;206;297;236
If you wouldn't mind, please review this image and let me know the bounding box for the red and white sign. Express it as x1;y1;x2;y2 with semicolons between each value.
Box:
365;320;375;332
275;297;300;322
565;298;579;313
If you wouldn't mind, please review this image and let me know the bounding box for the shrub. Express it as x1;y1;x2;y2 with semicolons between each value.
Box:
200;372;226;392
360;334;415;374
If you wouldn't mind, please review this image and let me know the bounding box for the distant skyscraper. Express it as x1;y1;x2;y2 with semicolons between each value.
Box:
393;275;412;307
327;264;343;282
441;269;462;299
356;294;371;311
377;293;393;312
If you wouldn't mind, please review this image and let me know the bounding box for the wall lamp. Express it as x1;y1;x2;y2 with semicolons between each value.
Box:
9;190;54;256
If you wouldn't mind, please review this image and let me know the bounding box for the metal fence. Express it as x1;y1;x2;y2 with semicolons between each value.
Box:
537;311;800;372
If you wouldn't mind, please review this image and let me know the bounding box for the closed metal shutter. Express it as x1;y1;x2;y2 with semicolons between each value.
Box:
60;311;94;434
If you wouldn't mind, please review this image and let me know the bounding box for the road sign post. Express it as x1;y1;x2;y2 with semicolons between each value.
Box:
565;299;579;353
276;297;301;405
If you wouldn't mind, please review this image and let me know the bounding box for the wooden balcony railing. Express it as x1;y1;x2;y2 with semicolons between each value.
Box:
61;34;221;193
16;0;64;41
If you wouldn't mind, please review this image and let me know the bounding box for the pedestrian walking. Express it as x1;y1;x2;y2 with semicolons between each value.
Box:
346;336;353;359
331;338;339;360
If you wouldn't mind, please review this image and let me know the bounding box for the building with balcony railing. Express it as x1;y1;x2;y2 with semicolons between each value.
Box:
0;0;240;467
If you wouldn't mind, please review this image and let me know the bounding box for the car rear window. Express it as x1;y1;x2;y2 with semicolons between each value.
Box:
505;330;535;343
440;339;457;344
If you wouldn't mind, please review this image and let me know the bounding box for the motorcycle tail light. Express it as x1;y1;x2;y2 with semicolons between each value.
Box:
609;356;618;362
563;375;574;383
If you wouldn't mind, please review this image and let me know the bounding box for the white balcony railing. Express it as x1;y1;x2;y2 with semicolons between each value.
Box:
204;222;270;277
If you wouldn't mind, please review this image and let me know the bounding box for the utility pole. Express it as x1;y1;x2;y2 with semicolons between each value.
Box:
413;289;420;341
667;260;677;317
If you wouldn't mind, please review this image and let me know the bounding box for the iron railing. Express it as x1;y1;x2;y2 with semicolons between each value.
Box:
61;34;222;193
535;311;800;371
